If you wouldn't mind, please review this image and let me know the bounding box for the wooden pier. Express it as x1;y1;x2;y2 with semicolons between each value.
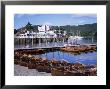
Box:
14;44;96;50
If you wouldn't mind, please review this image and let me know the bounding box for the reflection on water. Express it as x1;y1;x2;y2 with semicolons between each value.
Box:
34;51;97;65
15;38;96;48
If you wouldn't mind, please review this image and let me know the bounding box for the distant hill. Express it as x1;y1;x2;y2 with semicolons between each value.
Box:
51;23;97;37
14;22;97;38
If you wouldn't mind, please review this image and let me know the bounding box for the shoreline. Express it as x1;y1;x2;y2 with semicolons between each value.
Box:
14;45;97;76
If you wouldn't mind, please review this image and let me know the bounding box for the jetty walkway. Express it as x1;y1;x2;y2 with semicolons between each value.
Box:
14;44;96;50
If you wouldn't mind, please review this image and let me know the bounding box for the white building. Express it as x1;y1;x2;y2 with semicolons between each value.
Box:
15;24;57;38
37;24;57;38
38;24;50;32
15;29;37;38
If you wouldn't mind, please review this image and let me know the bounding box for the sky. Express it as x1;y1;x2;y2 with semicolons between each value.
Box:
14;14;97;29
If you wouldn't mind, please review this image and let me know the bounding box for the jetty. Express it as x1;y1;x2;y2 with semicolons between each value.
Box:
14;44;96;50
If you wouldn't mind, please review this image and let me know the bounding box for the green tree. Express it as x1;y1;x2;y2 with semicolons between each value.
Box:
14;29;17;34
25;22;33;31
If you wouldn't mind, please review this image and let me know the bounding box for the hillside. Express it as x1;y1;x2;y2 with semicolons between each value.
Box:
14;22;97;38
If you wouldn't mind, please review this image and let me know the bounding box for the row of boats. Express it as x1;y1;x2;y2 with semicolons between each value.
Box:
14;49;97;76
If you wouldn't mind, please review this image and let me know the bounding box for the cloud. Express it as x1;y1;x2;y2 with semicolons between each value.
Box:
72;14;97;18
43;22;52;25
78;20;86;24
71;14;97;25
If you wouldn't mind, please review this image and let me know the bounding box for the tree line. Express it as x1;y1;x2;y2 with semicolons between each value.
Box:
14;22;97;38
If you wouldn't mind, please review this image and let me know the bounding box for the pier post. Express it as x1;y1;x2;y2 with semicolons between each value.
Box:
46;38;47;46
39;38;41;46
19;38;20;46
32;38;33;47
25;38;26;46
22;38;23;45
36;38;37;44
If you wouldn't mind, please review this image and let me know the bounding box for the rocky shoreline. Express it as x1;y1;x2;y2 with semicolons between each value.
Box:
14;47;97;76
60;44;97;54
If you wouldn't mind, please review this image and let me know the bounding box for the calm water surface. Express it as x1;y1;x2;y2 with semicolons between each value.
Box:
34;51;97;65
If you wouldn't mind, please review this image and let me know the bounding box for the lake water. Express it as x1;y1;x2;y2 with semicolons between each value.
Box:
34;51;97;65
